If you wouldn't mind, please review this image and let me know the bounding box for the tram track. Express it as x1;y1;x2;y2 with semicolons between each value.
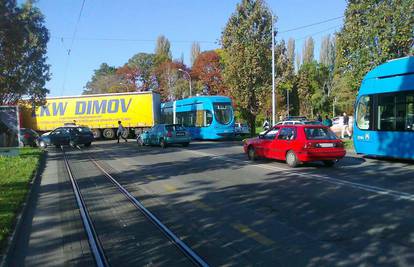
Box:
61;146;209;267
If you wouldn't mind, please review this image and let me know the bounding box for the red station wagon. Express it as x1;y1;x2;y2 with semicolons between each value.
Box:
243;125;346;167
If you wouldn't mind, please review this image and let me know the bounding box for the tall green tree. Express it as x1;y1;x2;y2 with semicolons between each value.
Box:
302;37;314;64
296;62;330;117
319;34;336;105
221;0;273;135
0;0;50;105
127;52;156;91
154;35;172;66
83;63;118;94
319;34;335;68
190;42;201;67
287;38;295;67
333;0;414;112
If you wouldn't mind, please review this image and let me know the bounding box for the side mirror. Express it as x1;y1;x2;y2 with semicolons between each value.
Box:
258;134;264;139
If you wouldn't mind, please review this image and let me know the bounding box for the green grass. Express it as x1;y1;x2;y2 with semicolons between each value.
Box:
342;138;354;150
0;148;43;251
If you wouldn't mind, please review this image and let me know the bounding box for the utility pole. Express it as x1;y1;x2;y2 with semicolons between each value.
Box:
272;13;276;125
287;89;289;117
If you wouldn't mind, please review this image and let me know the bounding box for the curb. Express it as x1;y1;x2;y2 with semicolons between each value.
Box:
0;151;46;267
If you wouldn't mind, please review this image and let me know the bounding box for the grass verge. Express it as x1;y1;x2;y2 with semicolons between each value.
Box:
342;138;354;150
0;148;43;251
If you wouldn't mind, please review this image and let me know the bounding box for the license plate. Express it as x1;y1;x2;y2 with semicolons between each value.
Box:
176;132;185;136
319;143;334;148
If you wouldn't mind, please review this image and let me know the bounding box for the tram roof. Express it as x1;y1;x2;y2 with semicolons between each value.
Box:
364;56;414;80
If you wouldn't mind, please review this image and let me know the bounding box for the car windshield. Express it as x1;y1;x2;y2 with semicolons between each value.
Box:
213;103;233;125
304;127;337;140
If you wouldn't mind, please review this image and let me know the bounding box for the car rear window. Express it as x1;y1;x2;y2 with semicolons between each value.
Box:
166;125;186;131
75;127;92;133
304;127;337;140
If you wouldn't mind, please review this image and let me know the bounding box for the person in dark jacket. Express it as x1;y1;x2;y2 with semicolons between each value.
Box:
316;113;322;122
322;115;333;127
341;112;351;139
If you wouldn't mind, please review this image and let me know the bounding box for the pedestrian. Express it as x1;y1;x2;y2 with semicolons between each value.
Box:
263;119;270;131
341;112;351;139
316;113;322;122
322;115;333;127
117;120;128;143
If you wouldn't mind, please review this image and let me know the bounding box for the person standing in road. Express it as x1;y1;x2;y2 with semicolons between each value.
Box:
263;119;270;131
323;115;333;127
117;121;128;143
316;113;322;122
341;112;351;139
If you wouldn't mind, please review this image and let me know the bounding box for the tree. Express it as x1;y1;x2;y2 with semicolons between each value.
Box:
0;0;50;105
287;38;295;66
191;50;227;95
154;60;189;101
127;53;157;91
190;42;201;67
115;65;141;92
154;35;172;66
296;62;330;117
302;37;314;64
319;34;335;68
333;0;414;112
84;63;118;94
221;0;273;136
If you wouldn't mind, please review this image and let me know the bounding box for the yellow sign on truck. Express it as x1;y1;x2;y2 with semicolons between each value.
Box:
21;92;160;139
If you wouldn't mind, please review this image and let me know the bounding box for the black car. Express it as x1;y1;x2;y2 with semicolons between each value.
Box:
37;126;94;148
19;128;39;147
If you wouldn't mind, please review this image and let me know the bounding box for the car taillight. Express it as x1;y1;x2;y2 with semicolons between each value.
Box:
304;142;317;149
336;142;344;148
167;131;172;137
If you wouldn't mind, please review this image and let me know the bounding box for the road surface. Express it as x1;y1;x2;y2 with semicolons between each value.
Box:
9;140;414;266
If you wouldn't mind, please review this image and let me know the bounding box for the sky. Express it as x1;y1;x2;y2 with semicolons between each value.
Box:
32;0;347;97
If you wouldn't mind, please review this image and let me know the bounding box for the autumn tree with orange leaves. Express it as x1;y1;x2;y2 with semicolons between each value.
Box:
191;51;228;96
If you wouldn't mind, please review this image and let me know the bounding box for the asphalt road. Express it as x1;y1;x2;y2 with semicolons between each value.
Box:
11;139;414;266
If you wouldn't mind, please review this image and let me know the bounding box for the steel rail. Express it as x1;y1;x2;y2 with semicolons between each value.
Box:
86;154;209;267
61;147;109;267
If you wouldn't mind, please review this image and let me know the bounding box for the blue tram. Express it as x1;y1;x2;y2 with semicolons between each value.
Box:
161;96;234;140
353;56;414;159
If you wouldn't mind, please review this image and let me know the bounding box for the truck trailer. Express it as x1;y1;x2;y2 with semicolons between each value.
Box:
21;91;160;139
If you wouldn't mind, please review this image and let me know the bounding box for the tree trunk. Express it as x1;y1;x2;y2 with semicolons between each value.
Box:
249;113;256;137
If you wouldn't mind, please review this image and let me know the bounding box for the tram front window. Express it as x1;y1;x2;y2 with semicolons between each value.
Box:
356;95;372;130
213;103;233;125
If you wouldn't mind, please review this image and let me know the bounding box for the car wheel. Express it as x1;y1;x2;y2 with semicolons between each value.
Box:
92;129;101;139
182;142;189;147
323;160;335;167
247;146;257;161
84;142;91;147
160;139;167;149
286;150;299;168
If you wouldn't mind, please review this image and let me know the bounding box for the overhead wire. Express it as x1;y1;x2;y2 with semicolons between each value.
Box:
278;15;344;34
61;0;86;96
52;15;345;46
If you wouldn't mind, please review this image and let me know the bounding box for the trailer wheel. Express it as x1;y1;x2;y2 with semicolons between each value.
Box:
92;129;101;139
103;128;115;139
